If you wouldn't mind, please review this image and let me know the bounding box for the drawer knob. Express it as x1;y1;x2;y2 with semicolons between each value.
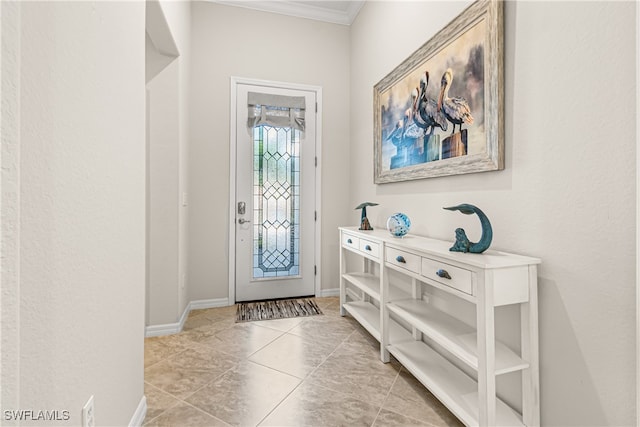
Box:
396;255;406;263
365;245;372;251
436;269;452;279
347;238;352;244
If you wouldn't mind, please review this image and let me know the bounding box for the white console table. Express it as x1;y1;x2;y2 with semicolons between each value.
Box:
339;226;541;427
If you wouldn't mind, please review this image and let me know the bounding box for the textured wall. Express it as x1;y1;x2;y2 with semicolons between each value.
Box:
147;59;181;326
188;2;351;301
1;0;22;416
145;0;191;328
157;0;191;322
2;2;146;425
349;1;636;425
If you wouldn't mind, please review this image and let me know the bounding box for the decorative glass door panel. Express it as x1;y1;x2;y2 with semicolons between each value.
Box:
253;126;300;279
234;82;316;302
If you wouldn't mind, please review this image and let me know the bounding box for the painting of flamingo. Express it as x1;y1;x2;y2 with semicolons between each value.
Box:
374;0;504;183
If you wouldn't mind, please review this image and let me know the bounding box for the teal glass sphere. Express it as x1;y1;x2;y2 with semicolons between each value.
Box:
387;213;411;237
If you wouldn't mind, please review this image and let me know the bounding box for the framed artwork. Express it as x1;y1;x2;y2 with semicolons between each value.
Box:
374;0;504;184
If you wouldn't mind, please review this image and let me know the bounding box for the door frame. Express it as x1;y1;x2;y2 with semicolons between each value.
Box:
228;76;322;304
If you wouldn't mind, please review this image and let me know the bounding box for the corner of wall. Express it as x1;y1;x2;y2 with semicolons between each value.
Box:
128;396;147;427
144;297;229;337
146;0;191;327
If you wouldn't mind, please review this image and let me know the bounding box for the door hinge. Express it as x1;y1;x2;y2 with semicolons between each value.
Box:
315;102;318;113
314;265;317;276
315;156;317;167
314;211;317;221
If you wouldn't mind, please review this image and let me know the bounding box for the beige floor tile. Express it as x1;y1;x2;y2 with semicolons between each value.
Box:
334;326;402;370
249;316;306;332
144;382;182;421
181;317;237;344
319;301;342;317
373;409;434;427
186;361;301;426
144;302;465;427
287;315;356;347
196;305;239;321
144;334;196;368
314;296;339;308
341;325;387;358
260;381;379;426
248;332;337;379
144;340;176;369
144;402;230;427
306;332;401;406
199;323;285;358
183;314;216;331
144;346;240;400
313;296;341;315
383;368;464;427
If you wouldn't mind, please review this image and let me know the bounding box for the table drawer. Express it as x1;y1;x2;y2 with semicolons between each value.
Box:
359;238;380;258
342;233;360;250
386;247;421;274
421;257;473;295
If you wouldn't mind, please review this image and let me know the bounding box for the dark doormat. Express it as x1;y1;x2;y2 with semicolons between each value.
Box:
235;297;323;323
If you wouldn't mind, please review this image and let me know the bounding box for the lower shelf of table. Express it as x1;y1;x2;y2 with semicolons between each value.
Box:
342;301;412;344
342;272;411;302
387;339;524;427
387;298;528;375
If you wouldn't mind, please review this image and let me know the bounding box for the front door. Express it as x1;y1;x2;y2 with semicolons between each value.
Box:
234;82;316;302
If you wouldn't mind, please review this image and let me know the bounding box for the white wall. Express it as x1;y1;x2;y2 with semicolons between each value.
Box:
350;1;636;425
1;1;146;425
147;59;181;325
145;0;191;327
1;0;22;416
157;0;191;319
188;2;351;301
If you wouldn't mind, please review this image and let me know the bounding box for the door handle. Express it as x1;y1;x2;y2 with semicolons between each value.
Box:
237;218;251;224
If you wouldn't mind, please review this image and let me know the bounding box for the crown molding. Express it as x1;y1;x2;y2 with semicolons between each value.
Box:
344;0;365;25
211;1;365;26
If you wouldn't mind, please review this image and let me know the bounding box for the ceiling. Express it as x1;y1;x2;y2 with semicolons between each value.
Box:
211;0;366;25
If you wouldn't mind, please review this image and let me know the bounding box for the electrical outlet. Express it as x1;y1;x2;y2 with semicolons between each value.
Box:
82;396;95;427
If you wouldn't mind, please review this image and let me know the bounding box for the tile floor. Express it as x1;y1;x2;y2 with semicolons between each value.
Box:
143;297;463;427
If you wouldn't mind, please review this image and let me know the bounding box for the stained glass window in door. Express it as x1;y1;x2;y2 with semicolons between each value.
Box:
252;125;300;279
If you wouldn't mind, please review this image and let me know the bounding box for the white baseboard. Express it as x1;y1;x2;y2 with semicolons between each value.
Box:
190;297;229;310
128;395;147;427
145;298;230;337
144;307;189;337
317;288;339;297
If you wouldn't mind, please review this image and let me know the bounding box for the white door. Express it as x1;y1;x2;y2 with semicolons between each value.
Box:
234;82;316;302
